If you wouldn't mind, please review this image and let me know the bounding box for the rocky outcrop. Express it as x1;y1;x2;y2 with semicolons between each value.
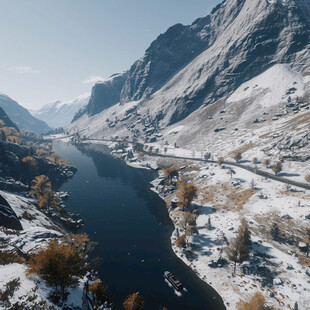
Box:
277;132;310;161
120;21;211;103
73;72;128;121
0;141;76;189
0;194;22;230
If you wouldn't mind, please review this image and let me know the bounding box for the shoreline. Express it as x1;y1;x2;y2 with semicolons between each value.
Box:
74;138;310;310
51;138;310;309
72;139;229;309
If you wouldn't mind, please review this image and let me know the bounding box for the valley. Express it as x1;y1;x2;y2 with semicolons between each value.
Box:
0;0;310;309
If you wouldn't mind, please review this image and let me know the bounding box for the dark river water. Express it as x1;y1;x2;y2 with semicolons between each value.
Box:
53;141;225;310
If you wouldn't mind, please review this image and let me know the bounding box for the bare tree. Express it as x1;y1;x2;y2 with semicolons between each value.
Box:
272;161;282;175
225;220;251;274
233;152;242;163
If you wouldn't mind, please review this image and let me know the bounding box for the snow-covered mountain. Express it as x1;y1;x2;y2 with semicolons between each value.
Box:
0;93;50;134
33;93;90;128
69;0;310;141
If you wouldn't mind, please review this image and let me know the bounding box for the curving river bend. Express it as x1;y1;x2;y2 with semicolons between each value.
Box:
53;141;226;310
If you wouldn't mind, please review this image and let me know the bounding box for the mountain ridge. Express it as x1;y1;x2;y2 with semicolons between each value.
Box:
32;93;90;128
0;93;51;134
69;0;310;134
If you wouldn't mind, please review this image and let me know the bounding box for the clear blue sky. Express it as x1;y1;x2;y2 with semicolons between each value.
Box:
0;0;221;109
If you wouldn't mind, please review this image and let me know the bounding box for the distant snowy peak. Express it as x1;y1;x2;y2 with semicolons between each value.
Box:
33;93;90;128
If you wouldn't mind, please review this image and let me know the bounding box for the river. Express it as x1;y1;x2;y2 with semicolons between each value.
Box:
53;141;225;310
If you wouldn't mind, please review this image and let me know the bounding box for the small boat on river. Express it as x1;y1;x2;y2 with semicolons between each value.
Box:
164;271;183;292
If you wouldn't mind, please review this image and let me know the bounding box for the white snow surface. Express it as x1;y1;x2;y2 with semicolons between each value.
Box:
152;161;310;309
0;190;83;309
228;64;305;108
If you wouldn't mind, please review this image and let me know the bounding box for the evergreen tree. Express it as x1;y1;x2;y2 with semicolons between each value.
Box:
207;217;212;230
270;223;281;242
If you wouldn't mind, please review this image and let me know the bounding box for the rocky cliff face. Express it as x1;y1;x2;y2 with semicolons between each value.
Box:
142;0;310;126
73;72;128;121
70;0;310;134
0;194;22;230
0;141;76;190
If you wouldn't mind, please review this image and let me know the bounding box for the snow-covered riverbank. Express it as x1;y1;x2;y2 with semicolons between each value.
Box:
49;137;310;309
0;190;85;309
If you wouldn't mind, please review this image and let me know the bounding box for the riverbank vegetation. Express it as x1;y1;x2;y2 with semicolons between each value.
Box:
27;234;95;303
142;152;310;309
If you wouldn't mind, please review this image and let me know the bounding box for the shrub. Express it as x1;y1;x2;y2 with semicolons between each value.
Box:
217;157;224;166
89;280;108;307
0;278;21;306
252;157;258;164
233;152;242;163
21;211;35;221
263;159;270;167
27;234;95;301
148;146;153;155
176;181;197;210
163;166;179;183
193;209;200;216
237;292;279;310
175;235;187;248
0;252;25;265
272;161;282;175
123;293;144;310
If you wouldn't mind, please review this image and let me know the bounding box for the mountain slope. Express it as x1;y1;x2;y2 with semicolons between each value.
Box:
33;93;90;128
0;107;19;130
69;0;310;136
0;94;50;134
72;73;127;121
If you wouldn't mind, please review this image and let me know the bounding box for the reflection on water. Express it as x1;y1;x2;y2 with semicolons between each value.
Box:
53;142;226;310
